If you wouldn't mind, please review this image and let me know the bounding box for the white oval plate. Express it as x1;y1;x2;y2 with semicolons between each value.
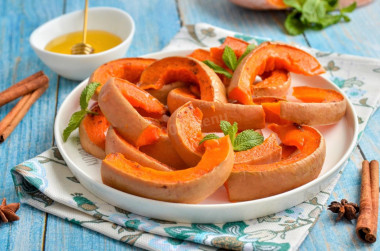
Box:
55;49;359;223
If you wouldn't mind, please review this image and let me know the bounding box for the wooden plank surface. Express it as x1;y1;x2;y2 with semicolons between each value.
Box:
0;0;379;250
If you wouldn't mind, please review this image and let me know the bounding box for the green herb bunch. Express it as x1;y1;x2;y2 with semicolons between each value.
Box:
62;82;101;142
203;44;256;78
200;121;264;152
284;0;356;35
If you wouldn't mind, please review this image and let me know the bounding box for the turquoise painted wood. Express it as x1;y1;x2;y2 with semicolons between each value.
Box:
0;0;379;250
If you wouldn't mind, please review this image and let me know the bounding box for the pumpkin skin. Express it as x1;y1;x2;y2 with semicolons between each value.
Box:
167;88;265;132
280;86;347;125
228;42;325;104
101;136;234;204
138;56;227;103
98;77;162;147
89;58;156;99
226;124;326;202
105;126;172;171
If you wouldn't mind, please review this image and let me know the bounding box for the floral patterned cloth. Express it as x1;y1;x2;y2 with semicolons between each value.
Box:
11;23;380;251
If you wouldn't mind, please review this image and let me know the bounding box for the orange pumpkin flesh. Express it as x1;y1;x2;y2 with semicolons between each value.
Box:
105;126;172;171
234;133;282;165
226;123;325;201
101;136;234;203
252;70;291;97
188;49;213;62
139;132;189;170
89;58;156;98
167;102;204;166
79;104;110;159
280;86;347;125
168;88;265;132
228;42;325;104
98;77;162;147
116;77;166;118
138;56;227;103
252;96;290;125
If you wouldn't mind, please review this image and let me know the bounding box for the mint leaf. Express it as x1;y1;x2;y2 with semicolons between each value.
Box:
341;2;356;13
285;10;306;35
199;134;220;145
222;46;238;71
80;82;101;110
63;110;87;142
220;120;232;136
227;122;238;146
237;44;256;66
203;60;232;78
219;120;237;145
284;0;303;11
233;130;264;152
284;0;356;36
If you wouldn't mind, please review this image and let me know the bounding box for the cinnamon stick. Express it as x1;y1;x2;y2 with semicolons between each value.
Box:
0;94;31;133
0;84;49;143
0;71;48;107
356;160;379;243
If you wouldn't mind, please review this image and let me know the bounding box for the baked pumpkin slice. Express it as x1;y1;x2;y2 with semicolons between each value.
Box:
138;56;227;103
89;58;156;99
228;42;325;104
101;136;234;204
167;88;265;132
226;123;326;202
79;104;110;159
105;126;172;171
252;70;291;97
280;86;347;125
98;77;164;147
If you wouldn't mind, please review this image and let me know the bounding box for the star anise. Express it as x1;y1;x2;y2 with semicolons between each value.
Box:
328;199;359;221
0;198;20;223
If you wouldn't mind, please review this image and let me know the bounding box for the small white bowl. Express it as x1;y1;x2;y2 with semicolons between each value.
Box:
30;7;135;81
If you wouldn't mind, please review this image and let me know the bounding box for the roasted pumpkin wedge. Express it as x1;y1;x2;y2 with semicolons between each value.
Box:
105;126;172;171
252;96;290;125
79;104;110;159
234;133;282;165
138;56;227;103
280;86;347;125
89;58;156;99
226;123;326;202
168;88;265;132
98;77;162;147
252;70;291;97
101;136;234;203
167;102;204;166
228;42;325;104
139;132;189;170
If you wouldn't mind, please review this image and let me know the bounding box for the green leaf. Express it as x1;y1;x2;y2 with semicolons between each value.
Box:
227;122;238;146
285;10;306;35
341;2;356;13
80;82;101;110
220;121;232;136
222;46;238;71
236;44;256;66
203;60;232;78
233;130;264;152
63;110;87;142
318;13;341;27
284;0;304;11
341;14;350;22
199;134;220;145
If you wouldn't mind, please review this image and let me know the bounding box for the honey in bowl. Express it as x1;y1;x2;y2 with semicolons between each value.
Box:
45;30;122;54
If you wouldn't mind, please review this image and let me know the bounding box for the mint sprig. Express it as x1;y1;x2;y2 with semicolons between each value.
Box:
62;82;101;142
284;0;356;36
199;120;264;152
203;43;256;78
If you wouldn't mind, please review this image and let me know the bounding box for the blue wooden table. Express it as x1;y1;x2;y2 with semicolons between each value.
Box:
1;0;379;250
